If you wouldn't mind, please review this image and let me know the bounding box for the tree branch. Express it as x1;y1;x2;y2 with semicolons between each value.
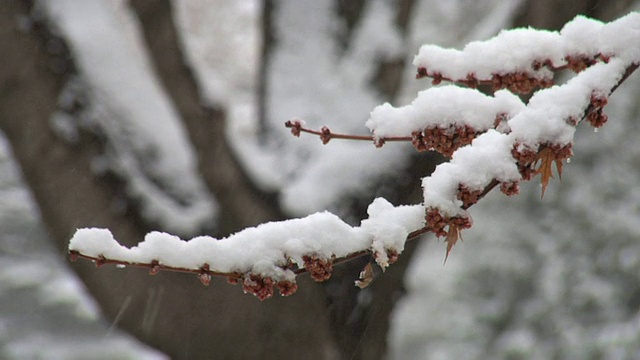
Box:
67;13;639;301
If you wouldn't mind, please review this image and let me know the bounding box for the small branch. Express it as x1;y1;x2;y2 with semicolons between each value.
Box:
610;62;639;94
284;120;411;146
69;251;244;282
414;55;606;93
68;214;437;287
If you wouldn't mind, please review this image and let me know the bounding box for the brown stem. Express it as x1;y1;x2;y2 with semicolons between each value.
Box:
70;250;244;280
285;120;411;144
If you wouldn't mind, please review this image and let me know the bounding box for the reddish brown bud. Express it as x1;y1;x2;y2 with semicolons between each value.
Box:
320;126;331;144
95;255;106;268
431;72;443;85
457;184;484;208
242;274;275;301
499;181;520;196
198;273;211;286
276;280;298;297
425;208;448;237
285;119;303;137
491;72;552;94
302;255;333;282
416;67;428;79
565;55;597;73
149;260;160;275
587;95;609;128
425;207;472;238
417;124;479;157
463;73;478;88
198;264;211;286
386;249;399;265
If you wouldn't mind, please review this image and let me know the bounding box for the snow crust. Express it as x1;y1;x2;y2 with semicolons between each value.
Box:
40;0;216;236
413;13;640;80
367;88;524;139
69;198;425;278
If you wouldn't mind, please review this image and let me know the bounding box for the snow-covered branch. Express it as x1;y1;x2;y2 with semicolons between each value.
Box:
69;13;639;300
70;198;425;300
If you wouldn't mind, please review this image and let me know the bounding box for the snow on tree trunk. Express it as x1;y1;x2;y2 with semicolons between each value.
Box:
40;0;217;236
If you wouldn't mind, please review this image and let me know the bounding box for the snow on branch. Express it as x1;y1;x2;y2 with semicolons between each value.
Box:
70;199;425;300
69;13;639;300
413;13;640;93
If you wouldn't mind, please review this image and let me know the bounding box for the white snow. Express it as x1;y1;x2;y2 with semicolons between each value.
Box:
417;57;633;217
173;1;261;109
40;0;217;236
414;29;562;80
413;12;640;81
176;0;412;214
422;130;520;216
70;198;425;278
367;87;524;139
509;59;627;147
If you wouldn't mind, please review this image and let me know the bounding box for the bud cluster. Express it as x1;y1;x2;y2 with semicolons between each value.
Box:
587;95;609;128
456;184;484;208
242;274;275;301
425;207;473;238
238;271;299;300
491;72;554;94
411;124;478;157
302;255;334;282
499;181;520;196
373;248;399;269
416;66;554;94
511;142;573;180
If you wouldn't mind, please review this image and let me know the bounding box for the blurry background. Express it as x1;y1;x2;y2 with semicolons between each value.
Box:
0;0;639;359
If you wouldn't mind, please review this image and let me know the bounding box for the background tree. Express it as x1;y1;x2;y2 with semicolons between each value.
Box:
0;0;638;359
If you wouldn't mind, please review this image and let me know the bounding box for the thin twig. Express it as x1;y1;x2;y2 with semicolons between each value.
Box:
284;120;411;144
